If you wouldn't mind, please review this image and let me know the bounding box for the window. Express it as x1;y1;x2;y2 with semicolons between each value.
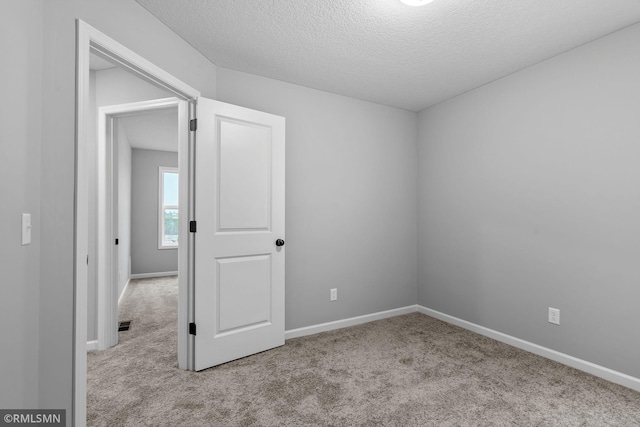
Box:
159;167;179;249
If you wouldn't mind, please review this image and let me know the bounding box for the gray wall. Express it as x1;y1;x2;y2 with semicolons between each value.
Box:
10;0;639;417
418;22;640;379
131;149;179;275
0;0;42;408
95;67;173;107
39;0;217;418
216;68;419;330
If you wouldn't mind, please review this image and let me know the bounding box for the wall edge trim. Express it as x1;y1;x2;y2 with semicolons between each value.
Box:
285;305;418;339
130;271;178;279
417;305;640;393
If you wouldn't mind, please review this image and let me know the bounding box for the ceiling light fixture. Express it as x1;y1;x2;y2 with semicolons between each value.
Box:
400;0;434;6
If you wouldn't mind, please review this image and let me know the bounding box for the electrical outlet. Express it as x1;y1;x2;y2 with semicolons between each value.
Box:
330;288;337;301
548;307;560;325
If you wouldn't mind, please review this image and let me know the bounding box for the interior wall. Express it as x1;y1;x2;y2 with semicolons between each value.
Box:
131;148;179;275
418;22;640;379
40;0;217;417
116;121;132;299
216;67;419;330
94;67;173;107
32;0;640;419
0;0;43;408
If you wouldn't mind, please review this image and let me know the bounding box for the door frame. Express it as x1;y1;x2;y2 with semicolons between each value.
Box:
96;98;185;351
75;20;199;427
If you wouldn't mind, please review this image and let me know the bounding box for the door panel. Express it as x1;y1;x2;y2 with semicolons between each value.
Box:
218;119;271;231
194;98;285;371
217;255;271;333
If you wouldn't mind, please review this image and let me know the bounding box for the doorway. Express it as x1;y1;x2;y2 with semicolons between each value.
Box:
76;19;286;427
75;20;199;426
93;97;182;352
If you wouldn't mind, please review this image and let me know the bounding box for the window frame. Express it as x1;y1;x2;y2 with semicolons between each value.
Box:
158;166;179;249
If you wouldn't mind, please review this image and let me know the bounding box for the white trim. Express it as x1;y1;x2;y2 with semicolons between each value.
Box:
86;341;99;352
178;100;192;371
84;27;198;101
283;304;640;393
130;271;179;279
183;100;195;370
74;20;90;427
96;103;117;352
118;278;131;306
75;20;200;427
285;305;418;339
100;97;184;116
417;306;640;393
97;99;183;353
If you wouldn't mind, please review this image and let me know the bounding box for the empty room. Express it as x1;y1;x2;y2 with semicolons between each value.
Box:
2;0;640;426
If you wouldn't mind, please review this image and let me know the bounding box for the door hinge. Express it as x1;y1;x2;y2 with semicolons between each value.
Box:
115;238;119;245
190;220;197;233
189;323;197;335
190;118;197;132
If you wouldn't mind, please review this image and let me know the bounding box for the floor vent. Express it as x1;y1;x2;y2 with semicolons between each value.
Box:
118;321;131;332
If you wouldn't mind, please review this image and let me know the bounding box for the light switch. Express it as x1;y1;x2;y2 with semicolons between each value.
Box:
22;213;32;245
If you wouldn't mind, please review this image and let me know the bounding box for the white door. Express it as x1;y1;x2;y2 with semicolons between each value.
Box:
194;98;285;371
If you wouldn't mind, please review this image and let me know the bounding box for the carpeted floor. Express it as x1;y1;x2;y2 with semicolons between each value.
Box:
87;277;640;426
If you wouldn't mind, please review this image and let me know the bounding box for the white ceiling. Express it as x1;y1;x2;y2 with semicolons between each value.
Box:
118;109;178;152
135;0;640;111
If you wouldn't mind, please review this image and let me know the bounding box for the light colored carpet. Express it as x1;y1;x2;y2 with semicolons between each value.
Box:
87;277;640;426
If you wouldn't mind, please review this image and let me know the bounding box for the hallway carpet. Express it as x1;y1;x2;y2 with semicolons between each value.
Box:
87;277;640;426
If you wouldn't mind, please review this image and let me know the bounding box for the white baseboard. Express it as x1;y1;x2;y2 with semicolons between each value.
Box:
283;304;640;392
417;305;640;393
86;340;98;351
285;305;417;339
130;271;178;279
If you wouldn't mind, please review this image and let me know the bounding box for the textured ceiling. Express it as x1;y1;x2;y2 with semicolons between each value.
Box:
135;0;640;111
118;109;178;152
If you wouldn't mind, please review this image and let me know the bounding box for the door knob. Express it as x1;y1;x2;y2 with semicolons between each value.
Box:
275;239;285;247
